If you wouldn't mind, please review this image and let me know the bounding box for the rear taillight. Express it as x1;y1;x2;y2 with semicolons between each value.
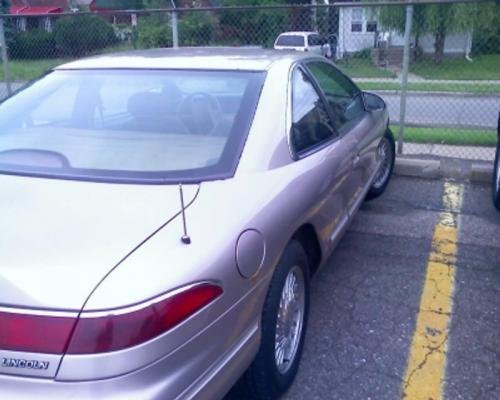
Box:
0;283;222;355
68;282;222;354
0;311;75;354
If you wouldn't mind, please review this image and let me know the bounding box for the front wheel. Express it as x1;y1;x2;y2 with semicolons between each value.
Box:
366;129;395;200
239;240;310;400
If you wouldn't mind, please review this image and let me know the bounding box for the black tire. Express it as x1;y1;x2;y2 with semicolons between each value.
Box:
238;240;310;400
365;129;396;201
493;142;500;210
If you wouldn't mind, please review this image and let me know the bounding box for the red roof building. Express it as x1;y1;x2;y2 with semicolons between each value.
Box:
10;0;69;15
9;1;71;32
10;6;63;15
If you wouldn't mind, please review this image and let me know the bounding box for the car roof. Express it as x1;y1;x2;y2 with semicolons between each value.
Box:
277;31;320;37
55;47;313;72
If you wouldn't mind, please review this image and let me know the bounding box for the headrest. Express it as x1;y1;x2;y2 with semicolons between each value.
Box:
127;92;171;119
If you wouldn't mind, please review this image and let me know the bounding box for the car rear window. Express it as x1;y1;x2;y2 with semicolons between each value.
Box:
276;35;305;47
0;69;265;184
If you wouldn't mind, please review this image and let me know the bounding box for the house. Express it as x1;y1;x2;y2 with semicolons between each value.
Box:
337;5;472;64
10;0;71;31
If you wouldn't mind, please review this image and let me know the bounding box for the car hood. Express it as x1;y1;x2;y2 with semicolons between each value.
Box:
0;174;199;311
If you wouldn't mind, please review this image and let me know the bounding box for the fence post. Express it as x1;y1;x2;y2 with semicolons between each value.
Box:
171;11;179;48
0;17;12;96
170;0;179;49
397;4;413;155
311;0;317;30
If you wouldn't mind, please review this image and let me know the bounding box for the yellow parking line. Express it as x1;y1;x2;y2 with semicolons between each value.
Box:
402;181;464;400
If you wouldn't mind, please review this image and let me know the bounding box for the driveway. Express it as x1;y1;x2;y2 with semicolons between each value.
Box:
226;175;500;400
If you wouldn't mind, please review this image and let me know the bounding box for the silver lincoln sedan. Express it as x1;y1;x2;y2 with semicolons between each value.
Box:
0;48;394;399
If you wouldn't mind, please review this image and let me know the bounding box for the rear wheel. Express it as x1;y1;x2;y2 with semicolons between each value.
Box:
366;129;395;200
239;240;310;400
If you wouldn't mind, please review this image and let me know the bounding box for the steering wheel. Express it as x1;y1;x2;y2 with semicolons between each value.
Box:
178;92;223;136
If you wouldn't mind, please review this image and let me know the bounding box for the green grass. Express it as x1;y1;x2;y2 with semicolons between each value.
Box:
357;81;500;94
336;58;396;79
0;58;71;81
0;43;136;82
391;125;497;146
410;54;500;81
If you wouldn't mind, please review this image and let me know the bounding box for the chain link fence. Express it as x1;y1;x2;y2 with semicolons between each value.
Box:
0;0;498;162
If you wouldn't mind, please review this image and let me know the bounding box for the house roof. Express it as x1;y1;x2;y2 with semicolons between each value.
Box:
10;0;69;15
10;5;63;15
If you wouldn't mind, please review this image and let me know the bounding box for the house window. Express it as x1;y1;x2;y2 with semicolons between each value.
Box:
366;21;378;32
351;8;363;33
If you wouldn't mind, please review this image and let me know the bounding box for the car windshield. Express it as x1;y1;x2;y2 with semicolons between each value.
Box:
276;35;305;47
0;69;265;183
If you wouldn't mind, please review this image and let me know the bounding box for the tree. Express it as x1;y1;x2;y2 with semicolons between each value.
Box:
217;0;334;45
218;0;288;46
1;0;10;14
90;0;145;9
1;1;11;47
471;4;500;55
372;1;498;64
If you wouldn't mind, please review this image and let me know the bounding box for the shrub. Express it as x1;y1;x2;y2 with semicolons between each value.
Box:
472;30;500;56
137;15;172;48
53;15;117;57
471;9;500;56
351;48;372;59
9;30;57;59
179;12;214;46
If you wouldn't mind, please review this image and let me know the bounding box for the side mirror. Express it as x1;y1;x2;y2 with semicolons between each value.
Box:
363;92;385;111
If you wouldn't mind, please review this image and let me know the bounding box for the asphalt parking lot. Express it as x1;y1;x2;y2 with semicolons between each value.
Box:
228;175;500;400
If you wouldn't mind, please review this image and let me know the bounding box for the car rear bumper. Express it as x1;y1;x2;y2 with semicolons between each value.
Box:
0;303;261;400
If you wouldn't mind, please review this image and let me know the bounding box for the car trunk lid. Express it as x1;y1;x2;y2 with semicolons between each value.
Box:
0;174;198;378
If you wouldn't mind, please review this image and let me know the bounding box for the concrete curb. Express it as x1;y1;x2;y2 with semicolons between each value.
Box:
395;157;493;183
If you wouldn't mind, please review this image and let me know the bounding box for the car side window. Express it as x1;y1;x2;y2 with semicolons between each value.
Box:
306;61;365;133
276;35;304;47
308;34;322;46
291;68;336;155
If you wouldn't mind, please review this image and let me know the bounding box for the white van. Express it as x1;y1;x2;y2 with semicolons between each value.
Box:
274;31;331;58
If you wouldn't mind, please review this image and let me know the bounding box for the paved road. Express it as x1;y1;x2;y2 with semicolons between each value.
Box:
226;175;500;400
375;92;499;130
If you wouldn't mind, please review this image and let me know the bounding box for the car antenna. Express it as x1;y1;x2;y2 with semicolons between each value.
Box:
178;184;191;245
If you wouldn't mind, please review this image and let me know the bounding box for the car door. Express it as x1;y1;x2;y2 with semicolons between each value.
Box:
289;65;354;250
305;60;381;217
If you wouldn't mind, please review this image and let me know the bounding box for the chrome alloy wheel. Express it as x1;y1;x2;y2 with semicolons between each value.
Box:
372;136;393;189
274;265;306;375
